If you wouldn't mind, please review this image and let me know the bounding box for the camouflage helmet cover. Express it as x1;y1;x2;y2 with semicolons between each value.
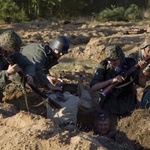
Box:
140;36;150;49
105;45;125;61
0;30;22;52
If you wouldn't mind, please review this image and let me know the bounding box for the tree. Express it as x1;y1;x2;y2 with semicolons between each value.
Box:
0;0;28;23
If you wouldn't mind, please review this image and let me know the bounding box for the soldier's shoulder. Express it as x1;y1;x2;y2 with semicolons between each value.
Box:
128;50;140;60
125;57;136;67
98;59;108;68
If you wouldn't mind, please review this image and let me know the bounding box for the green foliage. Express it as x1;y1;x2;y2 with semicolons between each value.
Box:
124;4;143;21
0;0;28;23
0;0;148;23
12;9;29;23
97;5;126;21
97;4;143;22
0;0;18;19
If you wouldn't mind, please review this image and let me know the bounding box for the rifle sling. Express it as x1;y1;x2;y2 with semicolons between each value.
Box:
17;72;29;111
29;83;62;109
33;97;62;109
4;57;29;110
115;76;134;88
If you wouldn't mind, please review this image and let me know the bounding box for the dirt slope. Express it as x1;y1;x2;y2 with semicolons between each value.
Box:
0;20;150;150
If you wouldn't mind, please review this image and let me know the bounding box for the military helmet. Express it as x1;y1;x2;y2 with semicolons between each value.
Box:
105;45;125;61
94;110;109;121
49;36;70;54
0;30;22;52
140;36;150;49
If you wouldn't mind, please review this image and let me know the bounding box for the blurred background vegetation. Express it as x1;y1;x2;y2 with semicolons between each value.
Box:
0;0;150;23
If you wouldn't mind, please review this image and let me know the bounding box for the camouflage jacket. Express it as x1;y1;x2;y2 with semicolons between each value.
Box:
0;53;35;88
90;57;139;115
22;43;58;87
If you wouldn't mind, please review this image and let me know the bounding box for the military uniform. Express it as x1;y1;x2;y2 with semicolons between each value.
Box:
90;45;140;116
0;30;35;102
128;49;150;76
22;43;58;87
140;86;150;109
22;36;70;89
46;87;92;130
0;30;35;88
128;36;150;108
0;53;35;88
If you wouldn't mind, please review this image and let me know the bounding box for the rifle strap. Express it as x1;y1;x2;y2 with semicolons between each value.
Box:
115;76;134;88
33;97;62;109
4;56;29;110
21;75;29;111
33;98;48;107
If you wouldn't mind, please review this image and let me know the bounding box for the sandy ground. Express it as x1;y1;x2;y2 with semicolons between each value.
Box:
0;20;150;150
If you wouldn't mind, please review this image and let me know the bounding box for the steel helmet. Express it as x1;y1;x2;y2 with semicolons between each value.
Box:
140;36;150;49
0;30;22;52
49;36;70;54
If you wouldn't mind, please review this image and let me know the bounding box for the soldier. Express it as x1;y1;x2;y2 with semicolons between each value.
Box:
46;74;92;130
93;110;110;135
128;36;150;109
90;45;146;119
22;36;70;92
93;109;116;140
128;36;150;78
0;30;35;99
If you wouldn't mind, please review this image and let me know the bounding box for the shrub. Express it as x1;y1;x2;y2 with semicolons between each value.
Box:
97;5;126;22
124;4;143;21
0;0;28;23
97;4;143;22
12;9;29;23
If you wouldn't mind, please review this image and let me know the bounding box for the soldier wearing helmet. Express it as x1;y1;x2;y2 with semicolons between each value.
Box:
128;36;150;109
129;36;150;78
90;45;146;122
22;36;70;91
0;30;35;100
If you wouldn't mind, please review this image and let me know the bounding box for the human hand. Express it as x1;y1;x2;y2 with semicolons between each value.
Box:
47;75;63;86
6;64;21;75
138;60;147;69
112;75;124;84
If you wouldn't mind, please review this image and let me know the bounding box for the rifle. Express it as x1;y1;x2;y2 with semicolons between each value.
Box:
99;56;150;108
5;57;62;110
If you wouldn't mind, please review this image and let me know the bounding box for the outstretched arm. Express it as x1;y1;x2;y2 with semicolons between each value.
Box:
91;75;124;92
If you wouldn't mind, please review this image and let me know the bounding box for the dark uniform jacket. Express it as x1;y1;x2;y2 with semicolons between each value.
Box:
0;53;35;88
22;43;58;87
90;58;140;115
